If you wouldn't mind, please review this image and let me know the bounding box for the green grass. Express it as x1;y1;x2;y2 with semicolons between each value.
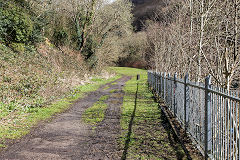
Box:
0;75;120;148
104;86;110;90
110;89;117;93
82;95;109;125
111;82;117;85
99;95;109;101
109;67;146;76
115;67;186;160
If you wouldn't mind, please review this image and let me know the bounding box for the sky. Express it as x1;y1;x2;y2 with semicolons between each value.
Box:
107;0;116;3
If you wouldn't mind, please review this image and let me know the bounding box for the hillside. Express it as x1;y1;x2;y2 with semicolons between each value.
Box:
131;0;164;31
131;0;179;31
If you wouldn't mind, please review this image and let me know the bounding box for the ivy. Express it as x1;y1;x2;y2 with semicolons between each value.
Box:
0;1;42;45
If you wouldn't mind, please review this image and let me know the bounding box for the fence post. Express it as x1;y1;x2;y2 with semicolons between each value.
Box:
151;72;154;89
184;74;189;132
168;73;171;108
147;71;149;88
174;73;177;116
163;72;166;101
158;73;160;96
204;76;212;160
153;71;156;93
160;73;163;98
155;72;157;93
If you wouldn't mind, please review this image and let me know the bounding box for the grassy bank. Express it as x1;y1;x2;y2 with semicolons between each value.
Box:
113;67;186;159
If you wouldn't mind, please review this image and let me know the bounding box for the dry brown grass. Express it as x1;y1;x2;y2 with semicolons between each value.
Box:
0;43;89;112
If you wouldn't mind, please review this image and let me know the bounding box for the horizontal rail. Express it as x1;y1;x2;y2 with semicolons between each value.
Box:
152;71;240;102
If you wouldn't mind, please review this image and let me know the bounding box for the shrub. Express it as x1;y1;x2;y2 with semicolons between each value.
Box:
9;43;25;53
53;28;68;47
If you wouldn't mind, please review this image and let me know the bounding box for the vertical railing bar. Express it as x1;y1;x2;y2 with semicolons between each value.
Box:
224;88;227;160
154;72;156;92
160;73;162;98
238;98;240;160
214;89;217;159
157;73;159;97
184;74;189;132
217;88;220;160
174;73;177;117
204;75;211;160
222;88;228;159
213;89;219;159
170;74;172;108
220;88;223;160
167;73;170;107
229;91;232;160
156;72;159;98
236;92;238;160
170;75;172;111
212;89;215;159
151;72;153;89
232;92;234;160
233;93;235;160
235;92;238;160
152;72;154;90
227;88;230;160
235;92;237;160
164;72;166;101
153;72;154;89
156;72;158;93
211;89;216;158
222;88;225;160
216;90;219;159
225;88;229;160
158;73;160;97
171;76;173;113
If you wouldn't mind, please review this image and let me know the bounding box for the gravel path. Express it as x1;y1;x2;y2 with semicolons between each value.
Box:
0;76;131;160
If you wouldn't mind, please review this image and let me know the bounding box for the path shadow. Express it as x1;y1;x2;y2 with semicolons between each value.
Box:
121;82;139;160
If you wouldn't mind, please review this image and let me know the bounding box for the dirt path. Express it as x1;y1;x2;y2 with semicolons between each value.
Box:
0;76;131;160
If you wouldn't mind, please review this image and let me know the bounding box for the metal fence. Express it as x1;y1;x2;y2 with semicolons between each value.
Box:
148;71;240;160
